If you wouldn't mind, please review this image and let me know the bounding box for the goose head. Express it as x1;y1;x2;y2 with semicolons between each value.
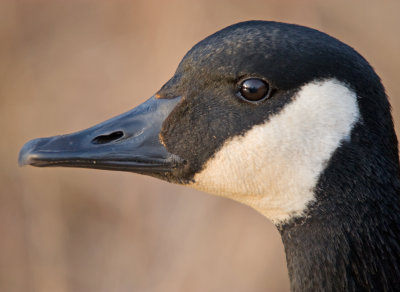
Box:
19;21;400;291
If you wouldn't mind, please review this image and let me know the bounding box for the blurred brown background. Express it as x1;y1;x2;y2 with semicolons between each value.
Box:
1;1;399;291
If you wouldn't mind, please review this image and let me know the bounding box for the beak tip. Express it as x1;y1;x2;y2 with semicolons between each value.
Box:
18;138;41;167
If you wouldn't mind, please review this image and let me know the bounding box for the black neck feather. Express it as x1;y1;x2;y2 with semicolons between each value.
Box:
278;123;400;292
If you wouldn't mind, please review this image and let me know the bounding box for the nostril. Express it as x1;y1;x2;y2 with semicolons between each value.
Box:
91;131;124;144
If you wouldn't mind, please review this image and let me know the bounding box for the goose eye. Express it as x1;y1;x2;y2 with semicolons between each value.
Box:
238;78;269;102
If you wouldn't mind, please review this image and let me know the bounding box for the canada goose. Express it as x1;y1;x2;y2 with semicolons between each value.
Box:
19;21;400;291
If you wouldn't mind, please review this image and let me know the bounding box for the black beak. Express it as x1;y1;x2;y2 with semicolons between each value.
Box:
18;96;183;174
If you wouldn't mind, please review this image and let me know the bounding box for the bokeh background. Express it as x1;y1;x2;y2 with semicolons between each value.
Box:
1;1;399;291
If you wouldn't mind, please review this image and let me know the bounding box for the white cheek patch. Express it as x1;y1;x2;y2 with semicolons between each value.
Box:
189;79;360;224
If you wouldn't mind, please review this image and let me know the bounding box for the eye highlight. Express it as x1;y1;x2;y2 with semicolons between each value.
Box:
238;78;270;102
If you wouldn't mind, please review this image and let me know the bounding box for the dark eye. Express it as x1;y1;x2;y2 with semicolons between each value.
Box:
238;78;270;102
